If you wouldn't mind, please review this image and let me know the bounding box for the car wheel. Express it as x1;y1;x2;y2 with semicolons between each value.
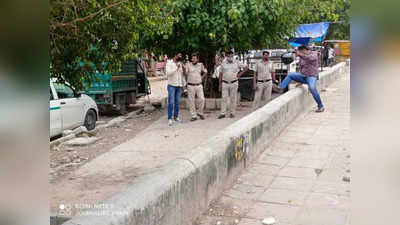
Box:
84;110;96;131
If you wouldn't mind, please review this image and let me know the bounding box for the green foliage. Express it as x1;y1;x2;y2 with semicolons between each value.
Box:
50;0;174;89
143;0;297;56
141;0;344;70
297;0;350;40
326;0;350;40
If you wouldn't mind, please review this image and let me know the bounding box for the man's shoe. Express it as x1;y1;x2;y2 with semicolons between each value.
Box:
190;117;197;122
168;119;173;126
175;117;183;123
230;114;235;118
198;114;205;120
218;114;225;119
275;87;285;94
316;107;325;113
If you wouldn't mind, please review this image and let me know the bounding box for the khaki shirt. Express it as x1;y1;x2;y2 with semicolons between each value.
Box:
220;60;246;82
166;60;184;87
185;62;207;84
255;60;273;80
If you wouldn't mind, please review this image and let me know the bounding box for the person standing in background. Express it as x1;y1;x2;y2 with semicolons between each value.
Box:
184;53;207;121
165;52;185;126
218;50;248;119
328;45;335;66
252;51;275;110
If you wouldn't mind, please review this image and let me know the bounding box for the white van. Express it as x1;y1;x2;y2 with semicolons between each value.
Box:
50;79;98;138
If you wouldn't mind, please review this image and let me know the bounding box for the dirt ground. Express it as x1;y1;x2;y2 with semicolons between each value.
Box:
49;108;164;184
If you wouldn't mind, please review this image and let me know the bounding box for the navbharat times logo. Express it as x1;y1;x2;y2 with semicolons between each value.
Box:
58;204;72;216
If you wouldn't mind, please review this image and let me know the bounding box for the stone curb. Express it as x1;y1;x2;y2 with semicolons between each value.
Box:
62;62;349;225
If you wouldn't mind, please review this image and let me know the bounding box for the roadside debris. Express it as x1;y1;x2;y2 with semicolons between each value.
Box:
106;117;126;128
314;168;323;176
63;137;100;147
262;216;276;225
144;104;156;113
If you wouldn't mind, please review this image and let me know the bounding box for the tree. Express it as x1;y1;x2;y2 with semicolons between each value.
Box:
141;0;343;72
326;0;350;40
296;0;350;40
50;0;174;89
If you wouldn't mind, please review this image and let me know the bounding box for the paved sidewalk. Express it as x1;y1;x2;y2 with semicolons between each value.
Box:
195;73;350;225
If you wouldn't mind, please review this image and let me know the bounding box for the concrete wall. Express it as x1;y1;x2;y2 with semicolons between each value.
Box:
63;62;349;225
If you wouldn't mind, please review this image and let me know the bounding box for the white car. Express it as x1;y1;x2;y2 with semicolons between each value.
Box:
50;79;99;138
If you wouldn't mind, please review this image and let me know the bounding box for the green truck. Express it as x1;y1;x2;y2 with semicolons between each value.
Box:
83;59;150;114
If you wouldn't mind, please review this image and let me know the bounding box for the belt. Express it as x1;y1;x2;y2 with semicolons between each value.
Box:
187;83;202;86
257;79;271;83
222;80;238;84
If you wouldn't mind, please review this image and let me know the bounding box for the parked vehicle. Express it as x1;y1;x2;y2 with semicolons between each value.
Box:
50;79;98;138
82;59;150;114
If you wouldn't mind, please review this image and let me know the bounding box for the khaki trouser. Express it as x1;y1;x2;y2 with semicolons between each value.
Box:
221;82;238;115
187;84;205;118
252;81;272;110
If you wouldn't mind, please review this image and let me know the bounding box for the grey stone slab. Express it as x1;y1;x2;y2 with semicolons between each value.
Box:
239;173;275;188
270;141;300;151
247;163;281;176
246;202;300;223
287;158;327;169
294;149;332;160
304;193;349;211
312;181;350;196
257;155;291;166
270;177;314;192
278;167;318;179
295;208;349;225
223;184;265;201
258;188;307;206
267;149;297;158
317;168;346;183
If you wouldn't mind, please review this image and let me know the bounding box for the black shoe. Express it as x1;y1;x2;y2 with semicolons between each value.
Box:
190;117;197;121
218;114;225;119
230;114;235;118
198;114;205;120
315;107;325;113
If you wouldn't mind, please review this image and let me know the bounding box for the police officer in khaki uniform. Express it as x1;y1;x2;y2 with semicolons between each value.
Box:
218;50;248;119
252;51;276;110
184;53;207;121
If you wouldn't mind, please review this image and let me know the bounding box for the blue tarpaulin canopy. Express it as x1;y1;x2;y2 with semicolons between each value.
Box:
289;22;330;47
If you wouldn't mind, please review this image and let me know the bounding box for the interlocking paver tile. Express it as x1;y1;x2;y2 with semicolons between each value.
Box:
223;183;265;200
295;208;349;225
246;202;300;223
258;188;307;206
270;177;314;192
279;166;318;179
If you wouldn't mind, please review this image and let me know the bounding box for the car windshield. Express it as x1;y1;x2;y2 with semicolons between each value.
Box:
53;83;75;99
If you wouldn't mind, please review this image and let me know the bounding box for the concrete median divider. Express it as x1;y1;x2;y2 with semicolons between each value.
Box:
62;61;349;225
